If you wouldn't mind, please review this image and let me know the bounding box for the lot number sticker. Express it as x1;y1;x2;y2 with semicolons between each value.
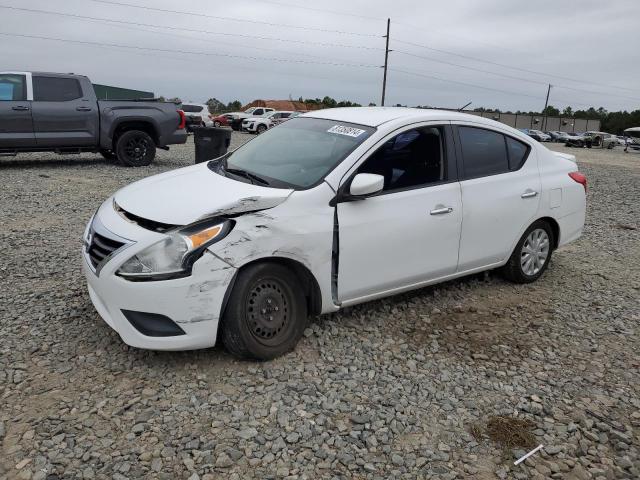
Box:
327;125;366;137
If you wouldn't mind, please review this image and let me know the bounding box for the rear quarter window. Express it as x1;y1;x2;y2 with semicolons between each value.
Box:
506;136;530;171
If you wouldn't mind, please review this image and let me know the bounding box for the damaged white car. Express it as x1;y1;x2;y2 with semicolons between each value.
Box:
83;108;587;359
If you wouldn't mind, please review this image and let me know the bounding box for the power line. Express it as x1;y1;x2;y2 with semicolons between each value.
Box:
389;68;544;100
389;67;599;108
85;0;379;37
0;31;380;68
392;38;640;95
393;49;640;103
241;0;384;22
0;5;383;52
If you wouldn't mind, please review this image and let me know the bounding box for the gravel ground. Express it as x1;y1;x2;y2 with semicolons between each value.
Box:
1;136;638;480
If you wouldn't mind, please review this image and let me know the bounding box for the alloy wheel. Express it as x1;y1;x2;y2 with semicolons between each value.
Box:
521;228;550;276
124;137;148;162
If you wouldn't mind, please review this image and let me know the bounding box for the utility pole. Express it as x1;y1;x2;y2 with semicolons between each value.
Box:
381;18;390;106
542;84;552;130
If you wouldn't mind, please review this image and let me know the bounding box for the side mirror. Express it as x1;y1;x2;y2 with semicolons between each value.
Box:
349;173;384;197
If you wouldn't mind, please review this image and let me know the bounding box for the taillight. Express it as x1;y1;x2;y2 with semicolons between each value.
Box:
569;171;587;192
177;110;186;130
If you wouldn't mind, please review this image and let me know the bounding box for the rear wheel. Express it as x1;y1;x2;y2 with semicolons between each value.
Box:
214;121;221;127
115;130;156;167
502;220;554;284
221;263;308;360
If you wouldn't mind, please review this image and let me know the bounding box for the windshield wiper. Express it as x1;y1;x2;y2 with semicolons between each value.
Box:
225;166;270;186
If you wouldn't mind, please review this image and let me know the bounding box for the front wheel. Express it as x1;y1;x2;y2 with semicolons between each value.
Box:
115;130;156;167
221;263;308;360
214;121;221;127
256;124;268;134
502;220;554;284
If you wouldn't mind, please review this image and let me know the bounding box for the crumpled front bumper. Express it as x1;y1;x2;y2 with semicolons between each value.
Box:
82;199;237;351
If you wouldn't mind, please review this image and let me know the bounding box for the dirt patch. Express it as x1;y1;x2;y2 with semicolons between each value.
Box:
484;415;537;449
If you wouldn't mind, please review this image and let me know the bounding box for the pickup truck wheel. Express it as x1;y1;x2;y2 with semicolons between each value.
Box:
256;124;267;134
221;263;308;360
116;130;156;167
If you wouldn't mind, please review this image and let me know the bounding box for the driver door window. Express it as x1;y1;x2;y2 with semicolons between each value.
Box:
356;127;446;193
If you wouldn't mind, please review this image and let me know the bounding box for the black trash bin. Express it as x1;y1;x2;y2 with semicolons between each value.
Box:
193;127;232;164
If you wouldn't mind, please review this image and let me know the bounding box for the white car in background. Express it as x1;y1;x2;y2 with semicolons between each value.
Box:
242;111;298;134
180;103;213;131
82;108;587;359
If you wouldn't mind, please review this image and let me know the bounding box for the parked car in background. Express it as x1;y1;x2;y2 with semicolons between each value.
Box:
581;131;613;148
241;110;297;134
82;107;586;359
181;103;213;132
564;133;589;147
547;131;567;142
0;71;187;166
227;107;276;131
527;129;552;142
211;114;233;127
623;127;640;152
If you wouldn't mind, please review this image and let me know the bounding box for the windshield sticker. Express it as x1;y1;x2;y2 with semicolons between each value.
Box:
327;125;366;137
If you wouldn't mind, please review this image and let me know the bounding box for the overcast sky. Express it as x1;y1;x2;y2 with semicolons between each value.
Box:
2;0;639;112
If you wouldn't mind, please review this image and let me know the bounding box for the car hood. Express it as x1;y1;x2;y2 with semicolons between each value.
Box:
114;163;293;225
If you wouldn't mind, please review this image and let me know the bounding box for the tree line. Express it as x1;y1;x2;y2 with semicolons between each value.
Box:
472;105;640;134
173;95;639;134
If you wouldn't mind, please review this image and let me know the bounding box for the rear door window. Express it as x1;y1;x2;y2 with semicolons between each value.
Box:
33;76;83;101
0;74;26;101
459;126;509;179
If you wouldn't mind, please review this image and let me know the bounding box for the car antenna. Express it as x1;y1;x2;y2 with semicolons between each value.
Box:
458;101;472;111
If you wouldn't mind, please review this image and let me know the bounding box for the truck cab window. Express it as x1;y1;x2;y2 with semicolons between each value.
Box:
33;76;83;102
0;74;26;101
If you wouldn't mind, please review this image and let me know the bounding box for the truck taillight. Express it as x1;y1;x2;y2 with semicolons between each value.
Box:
177;110;186;130
569;172;587;192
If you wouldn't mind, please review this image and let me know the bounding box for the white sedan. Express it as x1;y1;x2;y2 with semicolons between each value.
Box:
82;108;587;359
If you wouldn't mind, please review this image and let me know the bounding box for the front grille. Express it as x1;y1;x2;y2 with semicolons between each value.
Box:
87;231;125;269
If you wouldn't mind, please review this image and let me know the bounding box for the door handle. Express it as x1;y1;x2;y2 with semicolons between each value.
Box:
12;105;29;111
521;190;539;199
430;206;453;215
76;106;92;111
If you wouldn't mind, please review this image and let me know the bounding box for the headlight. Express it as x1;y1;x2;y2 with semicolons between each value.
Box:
117;218;234;281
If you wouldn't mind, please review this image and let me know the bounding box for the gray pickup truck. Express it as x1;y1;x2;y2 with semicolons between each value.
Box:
0;72;187;166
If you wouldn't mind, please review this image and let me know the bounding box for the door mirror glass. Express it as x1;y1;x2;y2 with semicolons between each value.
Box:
349;173;384;197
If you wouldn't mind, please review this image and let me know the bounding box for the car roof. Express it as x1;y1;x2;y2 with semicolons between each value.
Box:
302;107;503;128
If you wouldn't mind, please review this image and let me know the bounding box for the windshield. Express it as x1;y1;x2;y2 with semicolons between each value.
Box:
220;117;375;189
244;107;256;113
181;105;203;113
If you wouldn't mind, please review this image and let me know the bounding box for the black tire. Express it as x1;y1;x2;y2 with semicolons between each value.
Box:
214;121;221;127
221;263;308;360
99;149;117;162
501;220;554;284
256;124;267;134
115;130;156;167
